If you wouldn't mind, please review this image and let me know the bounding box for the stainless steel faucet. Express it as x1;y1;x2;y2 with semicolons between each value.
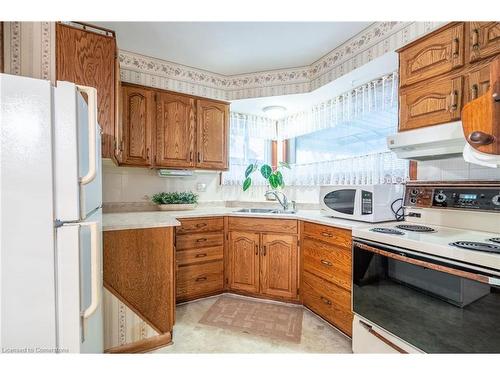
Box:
265;190;295;212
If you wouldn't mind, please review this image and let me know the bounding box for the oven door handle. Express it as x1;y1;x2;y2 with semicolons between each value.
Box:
358;320;408;354
353;240;498;285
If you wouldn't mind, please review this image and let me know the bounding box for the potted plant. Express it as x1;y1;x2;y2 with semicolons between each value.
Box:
151;191;199;211
242;161;290;191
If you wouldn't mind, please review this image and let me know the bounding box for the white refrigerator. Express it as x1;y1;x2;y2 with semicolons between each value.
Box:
0;73;103;353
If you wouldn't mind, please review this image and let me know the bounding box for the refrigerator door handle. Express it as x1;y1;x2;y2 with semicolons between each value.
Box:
80;221;100;319
76;84;98;186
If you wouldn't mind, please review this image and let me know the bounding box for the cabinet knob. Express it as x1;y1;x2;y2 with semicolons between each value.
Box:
468;131;495;146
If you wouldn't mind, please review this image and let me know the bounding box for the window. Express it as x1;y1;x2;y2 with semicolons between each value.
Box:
223;113;276;186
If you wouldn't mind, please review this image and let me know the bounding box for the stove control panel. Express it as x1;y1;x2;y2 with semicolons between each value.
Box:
404;185;500;212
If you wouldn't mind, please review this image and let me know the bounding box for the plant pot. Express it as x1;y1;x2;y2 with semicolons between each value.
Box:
157;203;197;211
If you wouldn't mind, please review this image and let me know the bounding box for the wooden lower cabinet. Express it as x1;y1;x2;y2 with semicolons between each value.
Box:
175;217;225;302
227;218;299;301
260;234;298;299
302;271;353;337
103;227;175;350
176;261;224;302
228;231;260;294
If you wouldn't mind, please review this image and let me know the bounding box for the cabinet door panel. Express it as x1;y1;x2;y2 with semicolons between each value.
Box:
260;234;298;299
469;22;500;63
399;76;463;131
56;23;117;159
464;59;492;104
196;100;229;170
399;23;464;87
156;92;195;168
119;85;154;166
228;231;260;294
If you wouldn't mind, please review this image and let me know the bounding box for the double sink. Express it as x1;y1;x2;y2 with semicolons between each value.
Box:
235;208;296;215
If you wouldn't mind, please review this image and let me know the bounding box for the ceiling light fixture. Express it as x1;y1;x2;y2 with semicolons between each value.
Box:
262;105;287;120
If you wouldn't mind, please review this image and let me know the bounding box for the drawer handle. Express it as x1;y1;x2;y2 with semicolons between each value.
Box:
195;223;207;228
472;29;479;49
320;296;332;305
320;259;333;267
195;276;207;282
471;84;479;100
358;320;407;354
452;37;460;57
450;90;458;110
196;238;208;242
321;232;333;238
195;253;207;258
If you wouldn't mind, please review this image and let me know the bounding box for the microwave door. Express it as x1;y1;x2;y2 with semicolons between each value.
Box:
324;189;356;215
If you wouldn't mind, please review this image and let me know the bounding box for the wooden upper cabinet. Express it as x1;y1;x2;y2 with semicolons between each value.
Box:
260;234;298;300
464;58;493;103
228;231;260;294
469;22;500;63
399;74;463;131
156;92;196;168
56;23;118;159
399;23;464;87
196;99;229;170
118;84;154;166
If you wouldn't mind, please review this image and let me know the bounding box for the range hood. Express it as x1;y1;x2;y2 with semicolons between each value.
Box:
387;122;465;161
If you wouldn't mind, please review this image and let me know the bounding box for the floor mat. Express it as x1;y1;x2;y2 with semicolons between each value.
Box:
198;295;303;343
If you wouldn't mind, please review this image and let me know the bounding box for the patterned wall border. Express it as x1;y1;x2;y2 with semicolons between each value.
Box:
3;21;445;101
3;21;55;81
120;21;446;100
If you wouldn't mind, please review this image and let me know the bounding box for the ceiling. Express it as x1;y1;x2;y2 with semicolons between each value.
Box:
93;22;372;75
230;52;398;117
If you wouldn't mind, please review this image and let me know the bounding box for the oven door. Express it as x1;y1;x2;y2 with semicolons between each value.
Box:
353;239;500;353
322;188;358;217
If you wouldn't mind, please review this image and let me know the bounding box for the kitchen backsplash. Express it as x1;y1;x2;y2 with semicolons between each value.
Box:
417;157;500;181
103;157;500;206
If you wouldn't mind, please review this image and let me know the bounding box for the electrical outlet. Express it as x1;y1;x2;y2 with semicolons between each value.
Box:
196;183;207;192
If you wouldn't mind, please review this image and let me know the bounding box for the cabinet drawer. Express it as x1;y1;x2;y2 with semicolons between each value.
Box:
176;261;223;301
302;222;351;249
176;246;223;266
302;271;353;336
228;217;297;234
399;75;463;131
176;232;224;250
176;217;224;234
399;23;464;87
302;237;351;291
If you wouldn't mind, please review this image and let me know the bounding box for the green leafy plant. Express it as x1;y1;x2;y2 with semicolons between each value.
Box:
151;191;199;205
243;161;291;191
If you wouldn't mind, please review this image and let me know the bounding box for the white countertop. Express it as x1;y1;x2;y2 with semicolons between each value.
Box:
103;207;372;232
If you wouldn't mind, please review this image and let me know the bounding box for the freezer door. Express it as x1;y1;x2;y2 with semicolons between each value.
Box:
56;209;103;353
54;82;102;222
0;73;57;352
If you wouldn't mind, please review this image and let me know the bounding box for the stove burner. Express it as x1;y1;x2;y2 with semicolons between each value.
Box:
396;224;436;232
370;228;405;235
450;241;500;254
489;238;500;244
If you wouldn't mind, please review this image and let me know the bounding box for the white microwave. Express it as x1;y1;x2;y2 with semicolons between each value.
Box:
319;184;403;223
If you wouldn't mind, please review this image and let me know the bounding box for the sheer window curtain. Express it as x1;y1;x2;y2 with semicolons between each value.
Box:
222;112;276;186
223;72;408;189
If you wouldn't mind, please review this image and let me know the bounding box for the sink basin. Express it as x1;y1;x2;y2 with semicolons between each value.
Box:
235;208;276;213
235;208;296;214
